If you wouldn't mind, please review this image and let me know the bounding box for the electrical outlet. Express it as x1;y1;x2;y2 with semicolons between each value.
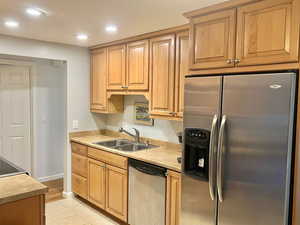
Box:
72;120;79;129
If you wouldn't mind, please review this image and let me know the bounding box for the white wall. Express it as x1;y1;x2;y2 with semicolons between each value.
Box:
106;95;183;143
0;34;106;192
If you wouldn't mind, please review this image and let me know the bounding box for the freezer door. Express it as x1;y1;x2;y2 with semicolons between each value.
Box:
182;76;222;225
218;73;295;225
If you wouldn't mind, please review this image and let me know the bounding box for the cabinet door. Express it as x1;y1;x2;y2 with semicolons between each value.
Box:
106;165;128;222
126;40;149;90
107;45;126;90
175;31;189;118
189;9;236;70
90;49;108;112
150;35;175;117
72;173;88;199
166;171;181;225
236;0;299;66
72;153;88;178
88;159;106;209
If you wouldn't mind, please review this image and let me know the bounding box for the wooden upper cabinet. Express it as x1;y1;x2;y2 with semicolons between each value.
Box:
107;45;126;90
189;9;236;70
236;0;299;66
175;31;189;118
88;159;106;210
91;49;108;112
126;40;149;90
150;35;175;117
105;165;128;222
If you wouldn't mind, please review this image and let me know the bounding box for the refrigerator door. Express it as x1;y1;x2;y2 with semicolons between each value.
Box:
218;73;295;225
182;76;222;225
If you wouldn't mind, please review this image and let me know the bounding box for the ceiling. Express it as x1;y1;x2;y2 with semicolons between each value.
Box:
0;0;227;47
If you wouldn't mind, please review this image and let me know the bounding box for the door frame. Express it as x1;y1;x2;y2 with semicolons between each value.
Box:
0;59;35;176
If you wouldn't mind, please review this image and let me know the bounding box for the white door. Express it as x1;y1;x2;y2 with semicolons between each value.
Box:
0;65;31;172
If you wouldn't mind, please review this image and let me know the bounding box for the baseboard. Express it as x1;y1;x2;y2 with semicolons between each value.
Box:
62;191;74;198
38;173;64;182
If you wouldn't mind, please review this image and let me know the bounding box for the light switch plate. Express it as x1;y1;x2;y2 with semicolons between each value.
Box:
72;120;79;129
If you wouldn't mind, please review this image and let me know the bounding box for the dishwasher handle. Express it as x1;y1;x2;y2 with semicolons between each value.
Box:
129;159;167;177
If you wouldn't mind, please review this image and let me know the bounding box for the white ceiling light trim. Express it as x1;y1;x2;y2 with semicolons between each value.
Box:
77;33;88;40
105;25;117;33
26;8;42;17
4;20;19;28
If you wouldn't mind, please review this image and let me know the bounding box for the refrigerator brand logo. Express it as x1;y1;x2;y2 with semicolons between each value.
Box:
269;84;282;89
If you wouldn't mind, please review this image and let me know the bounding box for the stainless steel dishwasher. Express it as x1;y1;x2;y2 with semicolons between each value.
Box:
128;159;167;225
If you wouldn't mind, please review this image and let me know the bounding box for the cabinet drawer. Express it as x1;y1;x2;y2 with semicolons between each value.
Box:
72;173;88;199
88;147;128;169
71;142;88;156
72;153;88;178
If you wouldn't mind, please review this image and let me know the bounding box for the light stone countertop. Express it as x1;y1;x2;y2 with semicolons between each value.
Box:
0;174;48;205
70;134;182;172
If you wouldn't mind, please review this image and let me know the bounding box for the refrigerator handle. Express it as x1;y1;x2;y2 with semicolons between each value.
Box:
209;114;218;201
217;115;227;202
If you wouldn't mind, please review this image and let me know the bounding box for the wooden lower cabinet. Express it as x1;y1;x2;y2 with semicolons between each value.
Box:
72;173;88;199
72;153;88;177
88;159;106;209
166;170;181;225
0;195;45;225
105;164;128;222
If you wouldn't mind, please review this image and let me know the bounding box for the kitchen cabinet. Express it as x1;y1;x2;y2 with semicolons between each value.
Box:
107;44;126;90
236;0;299;66
166;170;181;225
88;159;106;209
91;49;124;114
149;34;176;117
126;40;149;90
175;31;189;118
86;146;128;222
91;49;108;112
189;9;236;70
186;0;299;70
72;153;88;177
71;143;88;199
0;195;45;225
105;164;128;222
72;173;88;199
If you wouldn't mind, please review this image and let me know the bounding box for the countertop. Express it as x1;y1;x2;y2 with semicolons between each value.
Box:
0;174;48;205
70;134;182;172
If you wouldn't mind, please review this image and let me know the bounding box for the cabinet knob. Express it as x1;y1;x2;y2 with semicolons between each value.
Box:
226;59;233;64
234;59;241;64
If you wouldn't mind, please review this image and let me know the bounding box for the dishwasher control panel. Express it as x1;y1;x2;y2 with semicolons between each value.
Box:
183;128;210;181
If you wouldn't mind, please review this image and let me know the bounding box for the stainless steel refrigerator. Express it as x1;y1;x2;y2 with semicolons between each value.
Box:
182;72;296;225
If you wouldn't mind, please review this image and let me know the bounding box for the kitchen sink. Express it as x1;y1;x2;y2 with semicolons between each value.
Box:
114;143;158;152
93;139;158;152
93;139;132;147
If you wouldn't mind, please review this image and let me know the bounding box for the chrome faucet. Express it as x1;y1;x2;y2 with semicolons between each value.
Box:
119;127;140;143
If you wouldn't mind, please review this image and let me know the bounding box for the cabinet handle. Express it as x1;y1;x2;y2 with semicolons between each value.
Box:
234;59;240;64
122;86;128;89
169;112;176;116
226;59;233;64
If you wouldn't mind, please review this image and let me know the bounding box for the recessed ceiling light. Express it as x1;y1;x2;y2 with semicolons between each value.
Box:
4;20;19;28
26;8;42;17
105;25;117;33
77;34;88;40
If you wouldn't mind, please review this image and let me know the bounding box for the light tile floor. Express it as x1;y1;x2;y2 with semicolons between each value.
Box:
46;197;119;225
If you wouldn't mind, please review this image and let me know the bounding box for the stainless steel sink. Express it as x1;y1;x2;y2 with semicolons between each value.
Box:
93;139;158;152
114;143;158;152
93;139;131;147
